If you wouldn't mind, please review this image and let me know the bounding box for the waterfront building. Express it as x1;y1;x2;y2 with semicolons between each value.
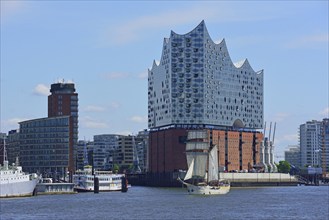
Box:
6;130;20;164
147;21;264;180
284;145;301;168
113;135;144;172
136;130;149;172
320;118;329;173
19;116;71;177
148;20;263;129
76;140;94;170
48;81;78;174
93;134;120;171
299;120;322;168
0;133;6;164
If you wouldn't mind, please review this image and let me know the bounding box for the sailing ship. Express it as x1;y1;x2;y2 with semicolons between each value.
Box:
178;130;230;195
0;139;39;198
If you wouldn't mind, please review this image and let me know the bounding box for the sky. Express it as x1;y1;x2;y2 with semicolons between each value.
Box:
1;1;328;159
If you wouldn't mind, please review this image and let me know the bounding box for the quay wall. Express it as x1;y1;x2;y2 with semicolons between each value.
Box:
220;173;298;187
127;172;299;187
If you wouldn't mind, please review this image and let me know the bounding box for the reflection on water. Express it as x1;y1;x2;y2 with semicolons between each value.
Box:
1;186;328;220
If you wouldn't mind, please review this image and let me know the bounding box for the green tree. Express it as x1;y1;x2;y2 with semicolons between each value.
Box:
113;164;120;173
276;160;291;173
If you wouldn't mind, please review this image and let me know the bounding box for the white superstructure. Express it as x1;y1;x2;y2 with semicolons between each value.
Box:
73;168;124;192
148;20;263;129
0;138;39;198
0;160;39;198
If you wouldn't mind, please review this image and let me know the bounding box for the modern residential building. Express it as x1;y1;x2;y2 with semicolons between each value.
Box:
19;116;71;177
284;145;301;168
320;118;329;173
136;130;149;172
6;129;20;164
76;140;94;170
299;120;322;168
48;81;78;174
93;134;120;171
113;135;144;172
147;21;264;180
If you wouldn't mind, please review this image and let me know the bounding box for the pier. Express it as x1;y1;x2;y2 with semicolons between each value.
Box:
36;179;76;195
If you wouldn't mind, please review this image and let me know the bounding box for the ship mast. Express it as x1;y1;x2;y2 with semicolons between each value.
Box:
3;137;7;163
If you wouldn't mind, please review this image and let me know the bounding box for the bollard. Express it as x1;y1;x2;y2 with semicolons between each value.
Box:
121;176;128;192
94;177;99;193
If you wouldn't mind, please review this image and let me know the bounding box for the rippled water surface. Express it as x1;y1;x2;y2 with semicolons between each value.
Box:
1;186;328;219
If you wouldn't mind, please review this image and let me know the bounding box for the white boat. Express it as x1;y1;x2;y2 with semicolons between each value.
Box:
0;139;39;198
73;167;125;192
178;130;230;195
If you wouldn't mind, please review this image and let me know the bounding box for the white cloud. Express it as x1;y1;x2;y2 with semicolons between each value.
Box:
282;134;299;142
3;118;28;127
101;72;129;80
107;5;218;45
102;2;281;46
80;116;108;129
33;84;50;96
83;105;106;112
275;134;299;146
130;116;147;123
285;33;329;49
1;1;26;21
109;102;120;109
138;71;148;79
319;107;329;117
114;130;133;136
272;112;290;122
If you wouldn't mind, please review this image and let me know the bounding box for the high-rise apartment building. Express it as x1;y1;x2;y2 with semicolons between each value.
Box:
299;120;322;167
147;21;264;182
48;81;78;174
148;20;263;130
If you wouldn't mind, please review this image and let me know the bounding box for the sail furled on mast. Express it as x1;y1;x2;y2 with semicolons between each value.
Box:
208;145;219;182
187;130;208;140
186;142;209;151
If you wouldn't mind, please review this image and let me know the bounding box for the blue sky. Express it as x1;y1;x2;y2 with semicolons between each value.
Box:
1;1;328;159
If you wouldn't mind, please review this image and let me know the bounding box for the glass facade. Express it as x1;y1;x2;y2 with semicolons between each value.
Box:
19;116;71;177
148;21;263;130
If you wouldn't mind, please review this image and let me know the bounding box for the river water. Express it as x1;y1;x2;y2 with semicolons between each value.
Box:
0;186;328;220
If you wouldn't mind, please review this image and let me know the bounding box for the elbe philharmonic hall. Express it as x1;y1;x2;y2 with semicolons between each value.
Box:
147;21;264;185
